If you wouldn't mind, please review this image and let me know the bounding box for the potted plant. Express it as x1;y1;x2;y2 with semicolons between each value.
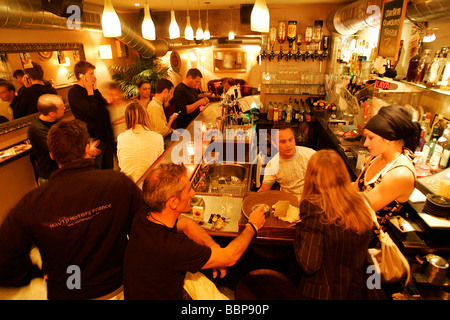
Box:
109;56;170;98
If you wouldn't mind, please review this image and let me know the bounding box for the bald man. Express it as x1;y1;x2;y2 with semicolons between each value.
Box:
28;94;66;184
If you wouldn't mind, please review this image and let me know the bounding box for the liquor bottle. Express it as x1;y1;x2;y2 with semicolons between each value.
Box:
273;102;279;122
277;20;287;60
422;127;439;164
406;41;422;82
286;99;293;123
282;100;287;121
439;124;450;169
422;112;432;142
425;47;448;88
438;49;450;90
286;20;297;60
430;125;449;171
423;50;440;85
268;102;274;121
414;49;432;84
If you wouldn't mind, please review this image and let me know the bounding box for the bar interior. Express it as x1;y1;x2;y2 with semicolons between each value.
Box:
0;0;449;301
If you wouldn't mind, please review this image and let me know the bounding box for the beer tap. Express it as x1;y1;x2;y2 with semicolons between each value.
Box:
303;26;312;61
321;35;330;61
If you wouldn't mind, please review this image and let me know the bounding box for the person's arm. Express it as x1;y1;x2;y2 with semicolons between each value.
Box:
185;97;209;114
293;200;324;275
364;166;415;212
201;205;266;270
68;86;106;119
258;183;272;192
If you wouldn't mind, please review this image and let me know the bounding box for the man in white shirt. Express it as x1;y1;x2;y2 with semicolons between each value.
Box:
223;78;241;99
258;123;316;199
147;78;177;141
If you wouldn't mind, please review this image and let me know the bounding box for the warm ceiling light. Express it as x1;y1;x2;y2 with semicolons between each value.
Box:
251;0;270;33
228;8;235;40
185;1;194;40
195;1;203;40
423;28;437;43
203;2;210;40
102;0;122;37
99;45;113;59
169;10;180;39
142;1;156;40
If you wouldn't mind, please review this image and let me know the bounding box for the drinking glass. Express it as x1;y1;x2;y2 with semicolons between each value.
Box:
220;194;233;219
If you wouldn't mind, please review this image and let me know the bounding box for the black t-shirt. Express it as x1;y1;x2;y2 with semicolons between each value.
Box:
124;206;212;300
27;118;59;179
172;82;200;129
14;84;57;118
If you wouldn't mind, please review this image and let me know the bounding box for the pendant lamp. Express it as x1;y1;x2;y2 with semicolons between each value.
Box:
195;1;203;40
142;1;156;40
228;9;235;40
251;0;270;33
203;2;210;40
102;0;122;37
169;1;180;39
185;1;194;40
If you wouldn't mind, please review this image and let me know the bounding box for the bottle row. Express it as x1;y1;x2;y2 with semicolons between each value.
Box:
264;98;315;123
264;84;325;95
416;113;450;172
406;44;450;90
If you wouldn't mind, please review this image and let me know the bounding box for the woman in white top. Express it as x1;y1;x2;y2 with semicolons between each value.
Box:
354;105;421;229
117;101;164;185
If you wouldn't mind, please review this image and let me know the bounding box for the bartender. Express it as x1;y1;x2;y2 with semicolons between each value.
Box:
172;68;209;129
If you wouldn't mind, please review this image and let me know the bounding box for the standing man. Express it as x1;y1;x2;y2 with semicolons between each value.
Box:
0;119;144;300
124;163;266;300
12;69;26;96
172;68;209;129
147;78;177;145
14;62;57;118
0;82;16;121
27;94;65;185
258;123;316;199
68;61;114;169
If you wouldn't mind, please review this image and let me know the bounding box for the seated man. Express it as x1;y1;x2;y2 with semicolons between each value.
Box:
0;119;144;300
27;94;66;184
223;77;241;99
124;163;266;300
258;123;316;199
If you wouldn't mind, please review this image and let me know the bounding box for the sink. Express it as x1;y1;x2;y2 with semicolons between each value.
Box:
191;163;252;195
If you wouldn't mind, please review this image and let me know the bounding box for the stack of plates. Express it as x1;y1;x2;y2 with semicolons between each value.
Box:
423;194;450;218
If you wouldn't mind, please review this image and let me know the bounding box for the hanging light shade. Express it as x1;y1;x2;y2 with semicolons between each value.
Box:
203;3;210;40
195;2;203;40
185;1;194;40
102;0;122;37
142;1;156;40
169;10;180;39
251;0;270;33
228;9;235;40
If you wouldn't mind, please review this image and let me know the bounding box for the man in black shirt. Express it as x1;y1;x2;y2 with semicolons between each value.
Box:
124;163;266;300
68;61;114;169
14;62;57;118
28;94;65;184
0;119;144;299
172;68;209;129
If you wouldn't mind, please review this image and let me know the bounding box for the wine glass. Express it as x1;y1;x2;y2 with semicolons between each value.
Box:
220;194;233;220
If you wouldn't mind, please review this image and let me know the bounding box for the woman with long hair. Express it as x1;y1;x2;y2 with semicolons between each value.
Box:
294;149;373;300
117;101;164;185
354;105;420;229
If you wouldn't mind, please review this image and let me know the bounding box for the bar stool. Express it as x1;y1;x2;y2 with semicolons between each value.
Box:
235;269;297;300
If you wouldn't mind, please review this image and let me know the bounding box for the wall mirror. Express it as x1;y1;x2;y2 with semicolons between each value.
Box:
213;49;247;73
0;42;85;135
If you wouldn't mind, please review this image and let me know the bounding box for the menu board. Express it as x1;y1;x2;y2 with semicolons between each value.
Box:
377;0;407;60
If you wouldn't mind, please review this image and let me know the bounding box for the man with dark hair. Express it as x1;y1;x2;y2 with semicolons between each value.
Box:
68;60;114;169
27;94;65;184
172;68;209;129
223;77;241;98
13;69;26;96
0;81;16;120
147;78;177;141
258;123;316;199
0;119;144;300
14;62;57;118
124;163;265;300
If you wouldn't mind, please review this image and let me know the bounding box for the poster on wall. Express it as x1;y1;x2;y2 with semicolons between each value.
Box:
377;0;408;61
19;52;33;68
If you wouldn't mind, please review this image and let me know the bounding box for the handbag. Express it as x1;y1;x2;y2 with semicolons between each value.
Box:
367;204;411;284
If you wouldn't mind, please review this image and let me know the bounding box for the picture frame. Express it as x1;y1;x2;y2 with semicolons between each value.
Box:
213;50;247;73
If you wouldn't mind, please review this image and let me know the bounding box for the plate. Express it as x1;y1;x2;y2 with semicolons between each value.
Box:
242;191;299;228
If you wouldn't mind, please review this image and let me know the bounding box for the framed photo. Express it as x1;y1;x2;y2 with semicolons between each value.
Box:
57;51;66;64
19;52;33;68
73;50;80;62
213;50;247;73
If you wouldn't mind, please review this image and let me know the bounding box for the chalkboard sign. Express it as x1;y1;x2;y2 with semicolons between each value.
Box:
377;0;407;61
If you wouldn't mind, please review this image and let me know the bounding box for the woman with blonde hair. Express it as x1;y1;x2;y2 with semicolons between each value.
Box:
294;149;373;300
117;101;164;185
